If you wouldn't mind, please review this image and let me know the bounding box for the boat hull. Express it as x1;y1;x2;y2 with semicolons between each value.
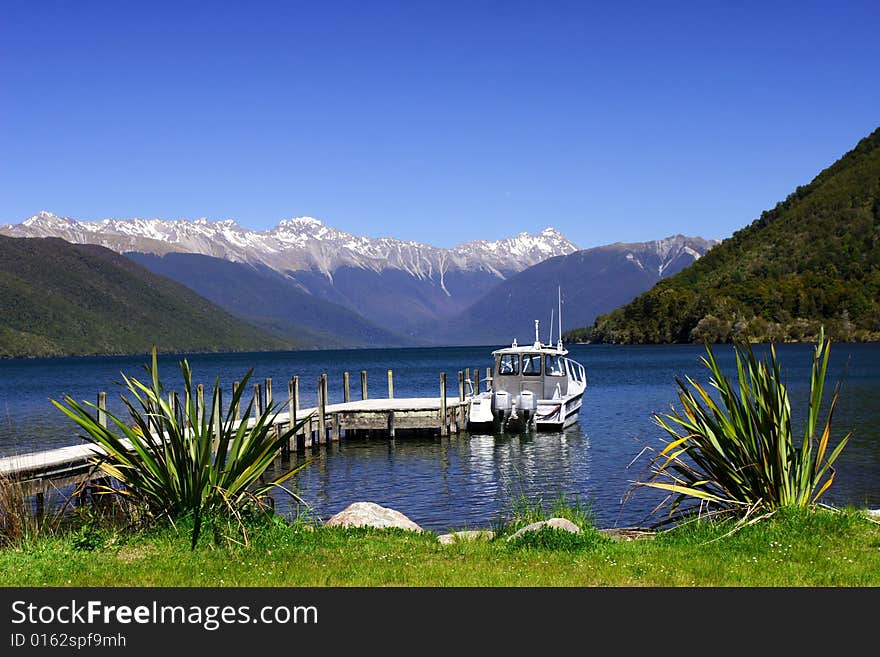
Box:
467;391;583;433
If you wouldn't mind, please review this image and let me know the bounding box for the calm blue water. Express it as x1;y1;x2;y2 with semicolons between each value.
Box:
1;343;877;531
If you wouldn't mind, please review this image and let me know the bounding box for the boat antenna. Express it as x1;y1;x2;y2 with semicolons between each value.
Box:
548;308;554;346
557;286;563;349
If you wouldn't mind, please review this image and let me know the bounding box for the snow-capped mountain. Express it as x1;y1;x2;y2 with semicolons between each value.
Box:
612;235;718;278
1;211;580;344
2;211;715;348
2;211;578;283
425;235;720;345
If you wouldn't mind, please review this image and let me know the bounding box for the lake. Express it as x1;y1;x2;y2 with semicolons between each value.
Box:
1;342;877;531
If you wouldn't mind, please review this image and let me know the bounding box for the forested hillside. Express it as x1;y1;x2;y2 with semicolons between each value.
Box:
0;236;293;358
572;126;880;344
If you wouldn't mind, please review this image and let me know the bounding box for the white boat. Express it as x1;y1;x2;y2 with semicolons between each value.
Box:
467;294;587;433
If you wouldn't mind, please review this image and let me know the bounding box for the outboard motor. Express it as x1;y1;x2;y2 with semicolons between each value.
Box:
518;390;537;431
491;390;511;428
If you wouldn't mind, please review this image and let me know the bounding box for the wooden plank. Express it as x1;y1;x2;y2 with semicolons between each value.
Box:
337;410;439;431
336;414;388;430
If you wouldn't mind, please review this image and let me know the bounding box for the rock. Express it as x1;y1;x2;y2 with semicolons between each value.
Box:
506;517;582;541
437;530;495;545
324;502;423;533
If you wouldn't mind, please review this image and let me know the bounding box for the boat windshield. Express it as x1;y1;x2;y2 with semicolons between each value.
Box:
545;354;566;377
522;354;542;376
497;353;519;375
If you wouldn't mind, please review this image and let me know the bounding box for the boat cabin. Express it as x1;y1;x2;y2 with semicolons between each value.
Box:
490;340;586;402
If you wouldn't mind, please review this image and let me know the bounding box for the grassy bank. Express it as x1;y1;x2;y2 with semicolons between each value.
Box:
2;505;878;587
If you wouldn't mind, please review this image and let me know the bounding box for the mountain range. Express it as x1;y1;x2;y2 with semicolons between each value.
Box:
1;213;717;352
1;213;579;339
424;235;717;345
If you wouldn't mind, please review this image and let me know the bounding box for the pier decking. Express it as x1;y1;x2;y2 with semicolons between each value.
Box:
0;368;482;496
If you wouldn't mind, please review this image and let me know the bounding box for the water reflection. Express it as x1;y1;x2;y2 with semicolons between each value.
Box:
264;426;595;533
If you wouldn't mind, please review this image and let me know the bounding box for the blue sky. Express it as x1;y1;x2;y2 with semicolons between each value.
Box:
1;1;878;248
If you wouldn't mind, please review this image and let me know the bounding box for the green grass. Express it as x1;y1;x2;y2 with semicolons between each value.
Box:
2;505;878;587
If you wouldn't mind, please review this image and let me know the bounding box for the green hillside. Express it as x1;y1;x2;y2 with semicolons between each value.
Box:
0;236;295;357
576;126;880;344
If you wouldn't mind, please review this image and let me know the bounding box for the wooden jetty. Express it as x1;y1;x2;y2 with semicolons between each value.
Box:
0;367;483;496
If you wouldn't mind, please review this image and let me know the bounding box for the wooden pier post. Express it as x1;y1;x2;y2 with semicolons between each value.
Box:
288;377;298;451
388;410;396;439
97;392;107;429
387;369;394;399
343;371;350;403
486;367;492;391
474;367;480;394
331;413;340;442
457;371;465;432
253;382;263;417
264;377;279;439
322;373;335;441
440;372;448;436
317;374;326;444
361;370;368;400
295;376;310;448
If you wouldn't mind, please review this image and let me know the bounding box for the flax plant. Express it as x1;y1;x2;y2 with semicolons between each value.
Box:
637;328;850;525
52;348;313;548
